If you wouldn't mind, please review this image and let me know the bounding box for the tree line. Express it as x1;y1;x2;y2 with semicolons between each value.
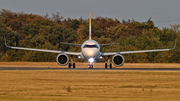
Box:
0;9;180;63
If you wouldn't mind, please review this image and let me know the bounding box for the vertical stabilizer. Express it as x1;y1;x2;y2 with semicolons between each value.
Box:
89;12;91;40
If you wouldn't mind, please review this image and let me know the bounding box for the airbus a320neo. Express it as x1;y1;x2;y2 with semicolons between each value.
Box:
4;12;177;69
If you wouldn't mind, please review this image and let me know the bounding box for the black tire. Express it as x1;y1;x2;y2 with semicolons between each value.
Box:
88;65;93;69
68;63;71;68
73;63;75;68
105;63;107;69
110;63;112;69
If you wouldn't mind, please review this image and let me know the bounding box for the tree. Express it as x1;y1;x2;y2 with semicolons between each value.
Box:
0;22;7;53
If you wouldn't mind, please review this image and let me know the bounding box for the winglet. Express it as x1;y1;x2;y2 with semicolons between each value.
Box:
171;38;177;50
4;36;8;47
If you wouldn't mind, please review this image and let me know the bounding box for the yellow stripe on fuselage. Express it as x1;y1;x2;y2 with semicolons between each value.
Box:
89;12;91;26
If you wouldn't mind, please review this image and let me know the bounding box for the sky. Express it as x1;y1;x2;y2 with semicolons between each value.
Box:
0;0;180;29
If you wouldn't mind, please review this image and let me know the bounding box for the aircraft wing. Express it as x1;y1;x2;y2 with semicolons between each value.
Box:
120;48;174;54
4;36;80;56
101;39;177;56
100;43;119;46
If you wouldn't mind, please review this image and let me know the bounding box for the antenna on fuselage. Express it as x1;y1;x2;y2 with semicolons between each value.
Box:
89;12;91;40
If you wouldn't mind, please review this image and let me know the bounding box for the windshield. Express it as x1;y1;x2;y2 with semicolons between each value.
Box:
83;44;99;48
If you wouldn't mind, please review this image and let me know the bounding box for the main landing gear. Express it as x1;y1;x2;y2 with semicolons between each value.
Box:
68;63;75;68
105;63;112;69
104;56;112;69
68;55;75;68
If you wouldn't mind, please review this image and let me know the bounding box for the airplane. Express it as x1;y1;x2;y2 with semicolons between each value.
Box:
4;12;177;69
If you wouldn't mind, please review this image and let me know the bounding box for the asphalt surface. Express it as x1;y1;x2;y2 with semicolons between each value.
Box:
0;67;180;71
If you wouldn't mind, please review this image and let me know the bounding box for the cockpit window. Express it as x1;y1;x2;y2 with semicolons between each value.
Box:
83;44;99;48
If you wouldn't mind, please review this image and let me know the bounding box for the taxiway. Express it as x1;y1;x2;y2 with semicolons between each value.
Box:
1;67;180;71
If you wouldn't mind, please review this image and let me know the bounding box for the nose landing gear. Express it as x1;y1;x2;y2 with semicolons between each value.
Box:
88;58;94;69
88;64;93;69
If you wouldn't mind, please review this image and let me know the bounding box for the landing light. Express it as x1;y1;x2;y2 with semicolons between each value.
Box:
88;58;94;63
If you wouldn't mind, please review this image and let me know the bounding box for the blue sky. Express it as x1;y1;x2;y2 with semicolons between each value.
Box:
1;0;180;28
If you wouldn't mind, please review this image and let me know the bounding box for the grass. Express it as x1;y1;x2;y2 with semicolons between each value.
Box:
0;68;180;100
0;62;180;100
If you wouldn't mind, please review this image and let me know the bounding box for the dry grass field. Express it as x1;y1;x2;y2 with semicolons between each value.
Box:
0;62;180;101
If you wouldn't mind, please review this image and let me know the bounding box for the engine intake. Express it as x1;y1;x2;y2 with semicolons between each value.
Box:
112;54;125;66
56;54;69;66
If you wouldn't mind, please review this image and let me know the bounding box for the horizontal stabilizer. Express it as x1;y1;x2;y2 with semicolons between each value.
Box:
60;42;81;46
100;43;119;46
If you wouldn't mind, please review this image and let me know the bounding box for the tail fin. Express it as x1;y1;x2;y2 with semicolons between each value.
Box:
89;12;91;40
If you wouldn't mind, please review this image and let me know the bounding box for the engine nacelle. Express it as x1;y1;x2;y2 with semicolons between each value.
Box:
56;54;69;66
112;54;125;66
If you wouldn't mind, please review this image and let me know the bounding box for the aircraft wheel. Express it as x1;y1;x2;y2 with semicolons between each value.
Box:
68;63;71;68
105;63;107;69
73;63;76;68
88;65;93;69
110;63;112;69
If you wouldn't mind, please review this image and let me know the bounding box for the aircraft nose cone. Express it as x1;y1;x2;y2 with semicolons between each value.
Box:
83;49;98;57
88;50;95;57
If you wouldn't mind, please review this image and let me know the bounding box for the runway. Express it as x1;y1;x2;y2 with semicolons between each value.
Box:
1;67;180;71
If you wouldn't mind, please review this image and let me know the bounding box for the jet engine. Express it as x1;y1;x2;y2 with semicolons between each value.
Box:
112;54;125;66
56;54;69;66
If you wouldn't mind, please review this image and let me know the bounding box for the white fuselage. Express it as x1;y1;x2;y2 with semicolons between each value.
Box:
80;40;101;61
